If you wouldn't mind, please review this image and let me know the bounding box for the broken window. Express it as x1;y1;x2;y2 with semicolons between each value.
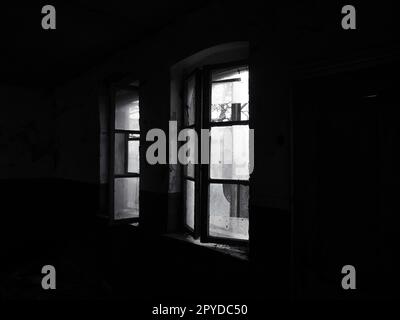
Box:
182;63;250;244
207;65;250;241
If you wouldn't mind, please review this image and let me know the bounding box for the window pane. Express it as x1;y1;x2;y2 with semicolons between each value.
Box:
115;89;140;130
114;177;139;220
184;74;196;126
209;183;249;240
185;179;195;230
182;128;197;178
128;140;140;173
210;125;250;180
114;133;126;175
183;163;194;178
211;66;249;122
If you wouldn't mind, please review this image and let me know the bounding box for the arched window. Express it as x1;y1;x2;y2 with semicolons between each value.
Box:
170;42;252;244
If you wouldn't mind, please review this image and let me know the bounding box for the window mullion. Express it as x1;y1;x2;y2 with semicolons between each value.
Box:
200;66;211;242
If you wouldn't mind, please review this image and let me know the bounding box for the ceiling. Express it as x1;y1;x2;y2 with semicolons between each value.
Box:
0;1;211;88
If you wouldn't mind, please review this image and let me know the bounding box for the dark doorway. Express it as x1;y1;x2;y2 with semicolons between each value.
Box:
293;62;400;299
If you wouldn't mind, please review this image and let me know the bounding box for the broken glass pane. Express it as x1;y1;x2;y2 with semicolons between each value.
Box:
208;183;249;240
210;125;250;180
114;177;139;220
115;89;140;130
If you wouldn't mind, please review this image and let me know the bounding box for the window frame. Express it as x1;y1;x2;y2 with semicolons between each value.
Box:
183;60;251;246
182;69;202;238
109;83;141;224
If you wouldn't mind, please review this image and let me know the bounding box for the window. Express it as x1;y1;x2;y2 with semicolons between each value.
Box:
182;71;202;235
183;62;250;244
110;85;140;222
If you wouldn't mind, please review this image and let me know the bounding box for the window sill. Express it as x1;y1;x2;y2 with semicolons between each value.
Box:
163;233;249;261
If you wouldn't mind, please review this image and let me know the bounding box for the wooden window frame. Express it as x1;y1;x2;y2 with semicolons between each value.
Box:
183;60;250;246
109;84;141;224
182;70;202;238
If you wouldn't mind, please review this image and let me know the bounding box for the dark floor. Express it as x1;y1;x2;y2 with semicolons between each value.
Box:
0;179;256;301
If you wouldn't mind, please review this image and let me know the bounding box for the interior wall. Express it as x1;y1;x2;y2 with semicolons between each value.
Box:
46;2;398;296
53;77;100;183
2;1;398;299
0;85;53;262
54;1;399;212
0;85;54;179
